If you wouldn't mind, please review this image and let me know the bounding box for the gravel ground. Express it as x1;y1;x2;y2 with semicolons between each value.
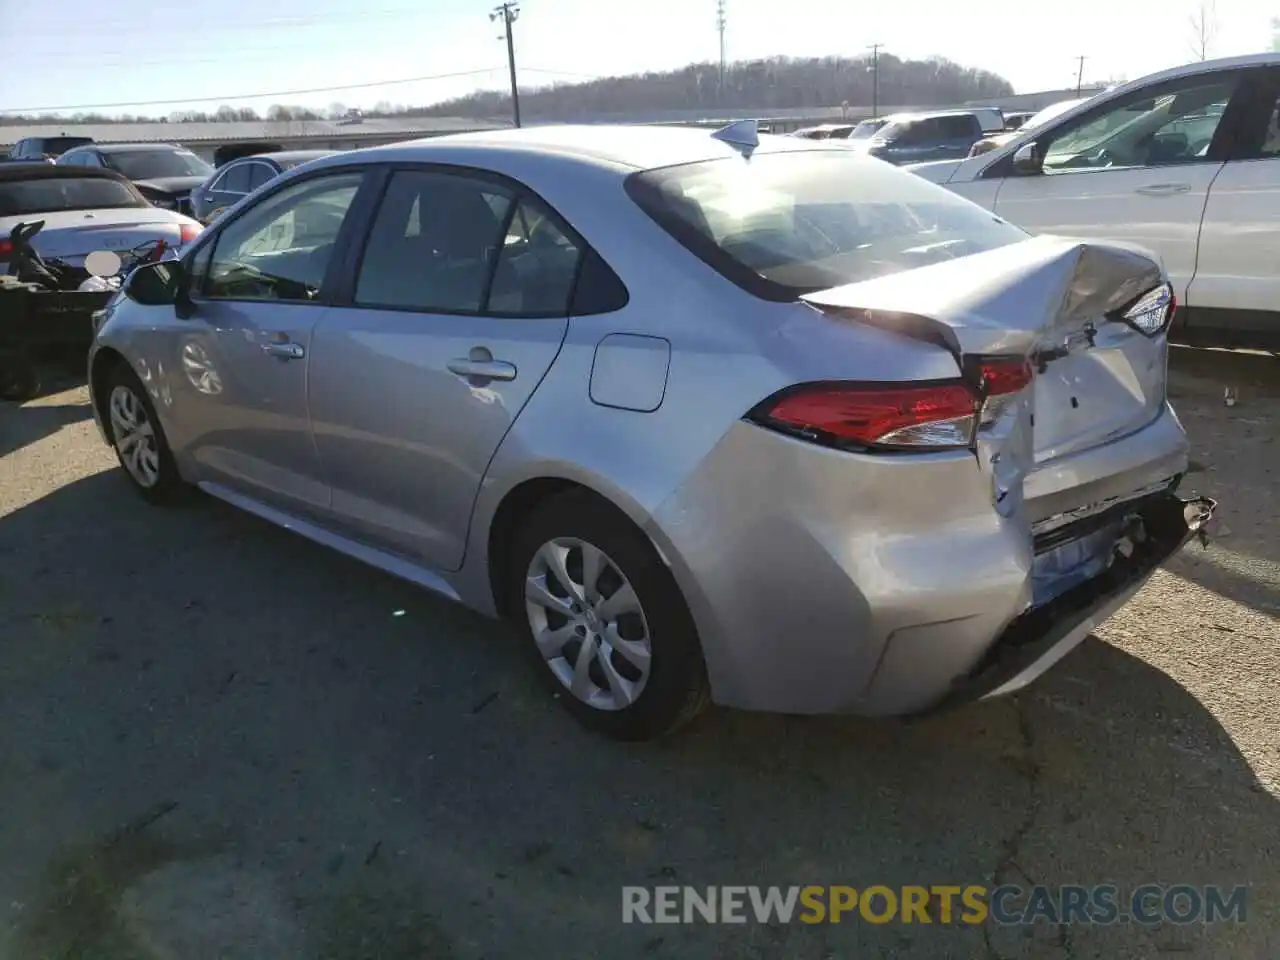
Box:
0;349;1275;959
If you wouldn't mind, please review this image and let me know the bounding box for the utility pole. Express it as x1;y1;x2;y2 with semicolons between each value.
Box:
715;0;727;103
1074;55;1087;97
868;43;882;119
491;2;522;128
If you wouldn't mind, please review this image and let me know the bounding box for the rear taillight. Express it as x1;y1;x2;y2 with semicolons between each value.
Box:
179;222;203;245
0;238;11;259
749;357;1032;452
1117;282;1175;336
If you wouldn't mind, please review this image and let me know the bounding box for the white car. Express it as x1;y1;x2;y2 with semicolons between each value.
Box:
0;163;202;274
906;54;1280;345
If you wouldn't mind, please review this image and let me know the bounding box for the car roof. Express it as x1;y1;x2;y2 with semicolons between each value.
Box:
246;149;336;164
91;143;192;153
0;162;133;185
313;123;854;174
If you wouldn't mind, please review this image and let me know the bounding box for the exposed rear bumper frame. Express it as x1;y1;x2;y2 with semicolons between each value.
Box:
918;493;1216;715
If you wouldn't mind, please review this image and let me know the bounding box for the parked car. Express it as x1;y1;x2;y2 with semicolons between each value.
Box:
905;54;1280;345
793;117;895;141
213;142;286;167
87;123;1211;740
0;164;201;275
1002;111;1038;131
858;110;1002;164
965;98;1093;159
6;136;95;161
190;150;337;224
57;143;215;216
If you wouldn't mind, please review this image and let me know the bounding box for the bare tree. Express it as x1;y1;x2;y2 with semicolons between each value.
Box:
1189;0;1219;61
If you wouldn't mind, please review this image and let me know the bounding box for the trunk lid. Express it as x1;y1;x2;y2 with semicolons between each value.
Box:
1;209;190;267
800;235;1168;465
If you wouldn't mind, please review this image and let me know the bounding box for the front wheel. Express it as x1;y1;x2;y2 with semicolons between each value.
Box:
508;491;710;741
104;364;192;505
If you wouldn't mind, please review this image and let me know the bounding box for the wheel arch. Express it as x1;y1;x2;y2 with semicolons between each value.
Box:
89;346;130;429
485;473;662;620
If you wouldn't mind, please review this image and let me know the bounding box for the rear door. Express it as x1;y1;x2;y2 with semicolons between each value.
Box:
1184;66;1280;339
988;67;1255;303
307;165;582;570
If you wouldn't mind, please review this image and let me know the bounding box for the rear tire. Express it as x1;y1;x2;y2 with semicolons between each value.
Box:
103;363;192;506
507;491;710;741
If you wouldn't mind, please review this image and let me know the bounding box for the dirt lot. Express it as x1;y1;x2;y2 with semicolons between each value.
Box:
0;349;1275;959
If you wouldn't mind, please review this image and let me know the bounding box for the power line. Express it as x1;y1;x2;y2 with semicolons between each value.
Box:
0;69;501;115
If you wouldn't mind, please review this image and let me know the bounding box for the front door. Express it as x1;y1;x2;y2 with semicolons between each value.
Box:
990;68;1251;302
175;169;368;515
307;166;582;570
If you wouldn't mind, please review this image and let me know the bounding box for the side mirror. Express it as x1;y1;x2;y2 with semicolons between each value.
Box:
125;260;184;308
1012;141;1044;176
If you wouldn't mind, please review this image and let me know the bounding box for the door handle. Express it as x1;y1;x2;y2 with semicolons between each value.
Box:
1135;183;1192;196
262;341;305;360
447;358;517;381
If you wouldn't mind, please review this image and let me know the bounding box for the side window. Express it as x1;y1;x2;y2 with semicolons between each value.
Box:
203;172;362;302
354;170;512;313
59;151;83;166
81;152;103;168
487;198;583;315
218;164;252;194
246;163;275;191
1041;74;1239;173
910;119;944;143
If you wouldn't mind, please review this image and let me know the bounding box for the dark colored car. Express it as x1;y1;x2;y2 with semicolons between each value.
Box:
189;150;337;224
864;111;993;164
57;143;214;215
6;136;95;161
213;142;286;167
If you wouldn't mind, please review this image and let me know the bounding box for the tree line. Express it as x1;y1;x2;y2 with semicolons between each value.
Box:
0;52;1013;126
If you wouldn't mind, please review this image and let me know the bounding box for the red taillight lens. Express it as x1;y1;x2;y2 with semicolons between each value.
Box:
179;222;203;245
0;238;12;259
752;357;1033;451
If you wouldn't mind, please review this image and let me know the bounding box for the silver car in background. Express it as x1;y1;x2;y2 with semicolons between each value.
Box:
86;123;1213;740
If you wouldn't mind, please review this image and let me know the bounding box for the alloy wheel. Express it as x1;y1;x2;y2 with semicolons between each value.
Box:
109;384;161;488
524;537;653;711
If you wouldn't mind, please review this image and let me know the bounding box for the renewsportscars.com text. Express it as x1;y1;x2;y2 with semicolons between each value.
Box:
622;885;1248;926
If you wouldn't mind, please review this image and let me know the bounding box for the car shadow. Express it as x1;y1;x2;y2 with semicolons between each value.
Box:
0;397;93;460
2;471;1275;960
1166;347;1279;618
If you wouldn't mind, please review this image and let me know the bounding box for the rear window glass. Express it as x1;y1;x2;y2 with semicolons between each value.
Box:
626;149;1025;300
42;137;94;156
0;177;145;216
104;149;213;180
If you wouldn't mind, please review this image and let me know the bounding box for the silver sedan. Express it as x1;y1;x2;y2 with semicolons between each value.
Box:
87;123;1214;740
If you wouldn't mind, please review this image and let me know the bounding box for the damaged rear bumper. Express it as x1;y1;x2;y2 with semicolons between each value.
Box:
919;493;1216;715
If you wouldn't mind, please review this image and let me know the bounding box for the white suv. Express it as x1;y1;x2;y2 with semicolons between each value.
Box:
908;54;1280;346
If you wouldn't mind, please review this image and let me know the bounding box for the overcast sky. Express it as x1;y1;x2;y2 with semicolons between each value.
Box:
1;0;1274;116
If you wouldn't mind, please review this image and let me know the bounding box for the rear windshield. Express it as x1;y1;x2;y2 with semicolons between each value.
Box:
626;149;1025;300
0;177;145;216
103;149;213;180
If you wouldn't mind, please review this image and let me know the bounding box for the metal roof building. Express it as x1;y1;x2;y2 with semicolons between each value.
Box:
0;116;512;159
